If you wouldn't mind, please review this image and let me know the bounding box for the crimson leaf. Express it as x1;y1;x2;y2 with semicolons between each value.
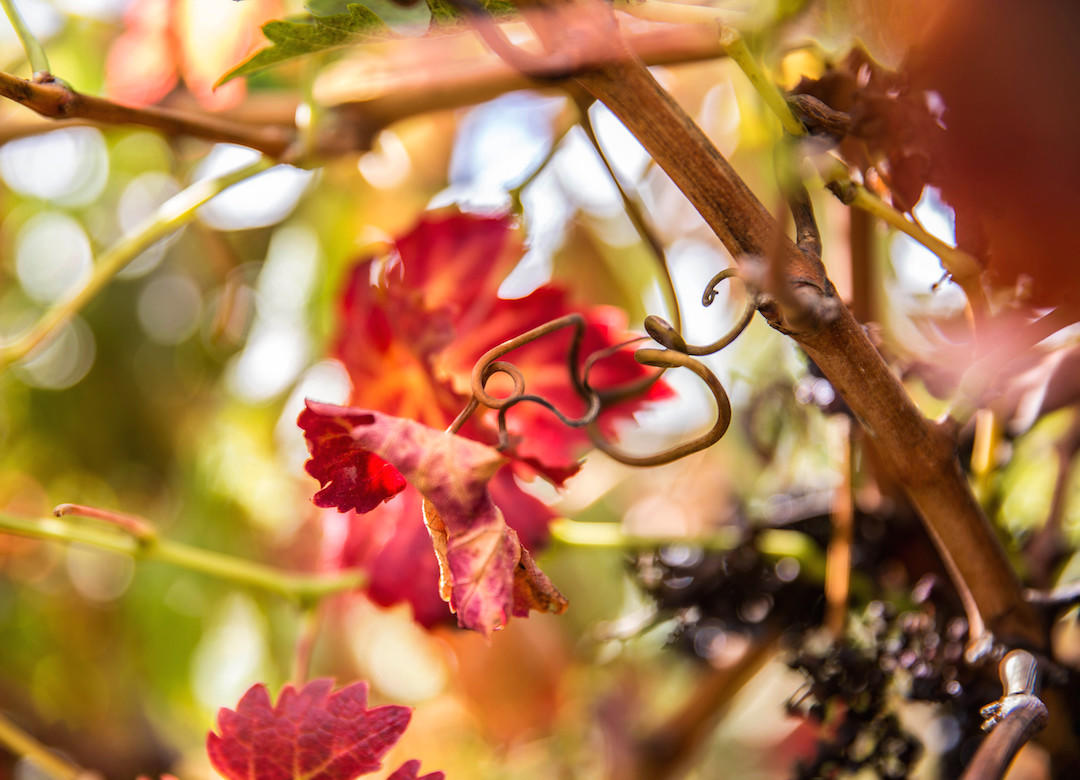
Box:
207;679;441;780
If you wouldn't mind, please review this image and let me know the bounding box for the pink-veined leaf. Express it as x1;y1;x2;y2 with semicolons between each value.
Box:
206;679;440;780
333;465;555;628
300;401;567;635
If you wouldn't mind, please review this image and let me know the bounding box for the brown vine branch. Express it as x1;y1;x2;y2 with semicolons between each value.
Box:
504;0;1044;646
0;72;296;156
0;18;726;157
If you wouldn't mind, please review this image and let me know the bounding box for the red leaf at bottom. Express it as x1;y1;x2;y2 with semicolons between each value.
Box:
207;679;436;780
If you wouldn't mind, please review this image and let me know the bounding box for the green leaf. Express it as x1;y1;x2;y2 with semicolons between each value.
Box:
217;4;391;86
308;0;433;34
220;0;520;86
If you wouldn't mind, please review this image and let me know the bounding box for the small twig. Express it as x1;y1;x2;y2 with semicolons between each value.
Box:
0;71;294;156
824;415;853;638
53;503;156;542
721;32;805;137
0;157;270;370
0;710;89;780
1025;581;1080;609
446;397;480;435
0;513;365;604
572;91;681;336
631;630;781;779
786;93;852;139
643;268;756;356
471;314;589;411
0;0;50;76
786;172;822;259
962;650;1048;780
588;346;732;466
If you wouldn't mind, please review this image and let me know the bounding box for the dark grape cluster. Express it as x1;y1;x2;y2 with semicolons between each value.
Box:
633;531;825;662
787;583;1003;779
787;614;922;779
630;493;1008;777
631;496;930;662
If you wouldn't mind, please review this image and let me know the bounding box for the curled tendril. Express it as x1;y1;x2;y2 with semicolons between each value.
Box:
588;347;732;466
471;314;588;411
457;267;756;467
644;269;757;356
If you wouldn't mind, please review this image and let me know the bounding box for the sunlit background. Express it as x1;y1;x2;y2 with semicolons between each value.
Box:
0;1;1074;779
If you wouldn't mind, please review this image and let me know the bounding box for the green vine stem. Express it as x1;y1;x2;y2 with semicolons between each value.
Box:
0;710;85;780
821;164;987;313
551;518;829;583
0;157;272;370
0;513;366;605
0;0;50;76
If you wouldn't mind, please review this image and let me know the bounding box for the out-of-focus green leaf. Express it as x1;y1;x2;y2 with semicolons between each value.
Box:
220;0;517;85
308;0;433;33
218;4;390;85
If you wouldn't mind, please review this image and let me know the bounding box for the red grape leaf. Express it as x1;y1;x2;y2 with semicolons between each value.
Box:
904;0;1080;306
333;489;448;628
300;406;407;513
335;467;556;628
386;760;444;780
300;401;567;635
206;679;437;780
315;209;666;625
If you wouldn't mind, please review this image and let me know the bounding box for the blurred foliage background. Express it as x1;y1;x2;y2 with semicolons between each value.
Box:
0;1;1078;778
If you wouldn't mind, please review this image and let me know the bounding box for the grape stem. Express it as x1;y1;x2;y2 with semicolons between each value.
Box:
0;512;365;606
